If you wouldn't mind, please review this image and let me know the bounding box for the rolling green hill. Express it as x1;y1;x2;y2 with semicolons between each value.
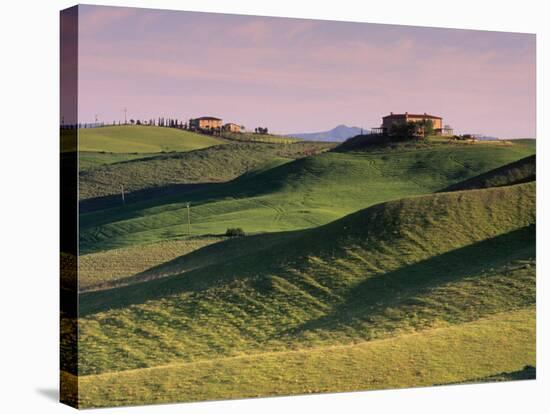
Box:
79;141;335;202
443;154;535;191
79;141;534;253
75;181;535;378
69;134;536;407
78;125;225;153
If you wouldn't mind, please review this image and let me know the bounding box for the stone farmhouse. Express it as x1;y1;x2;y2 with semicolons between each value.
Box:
373;112;453;136
223;123;242;133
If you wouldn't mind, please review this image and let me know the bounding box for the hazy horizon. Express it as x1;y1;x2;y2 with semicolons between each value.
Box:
73;5;536;138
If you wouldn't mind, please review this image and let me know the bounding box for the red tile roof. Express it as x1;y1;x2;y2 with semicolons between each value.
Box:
194;116;222;121
383;113;442;120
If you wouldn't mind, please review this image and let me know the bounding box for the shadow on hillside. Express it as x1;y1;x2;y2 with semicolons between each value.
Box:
82;230;302;292
79;156;312;226
448;365;536;385
79;182;220;213
78;224;534;319
78;227;310;316
440;154;535;193
477;365;536;382
286;225;536;336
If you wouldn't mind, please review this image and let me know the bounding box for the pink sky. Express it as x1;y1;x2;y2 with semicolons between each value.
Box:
74;5;536;138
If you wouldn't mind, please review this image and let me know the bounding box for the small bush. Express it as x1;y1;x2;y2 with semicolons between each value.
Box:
225;228;246;237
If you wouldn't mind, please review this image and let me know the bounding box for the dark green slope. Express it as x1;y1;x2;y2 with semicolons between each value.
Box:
76;181;535;375
443;154;535;191
465;365;536;383
86;230;301;290
79;141;334;202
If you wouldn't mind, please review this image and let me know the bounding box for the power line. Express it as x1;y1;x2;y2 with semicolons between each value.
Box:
186;202;191;236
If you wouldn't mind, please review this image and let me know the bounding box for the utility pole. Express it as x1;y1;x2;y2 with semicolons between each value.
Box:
121;184;125;205
186;202;191;235
123;107;127;125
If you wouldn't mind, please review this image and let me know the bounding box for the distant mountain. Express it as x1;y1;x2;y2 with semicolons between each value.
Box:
287;125;366;142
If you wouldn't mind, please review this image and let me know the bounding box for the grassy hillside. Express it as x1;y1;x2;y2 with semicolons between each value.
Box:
336;134;535;153
443;154;535;191
79;152;151;170
79;141;534;253
221;131;300;144
80;232;298;291
69;308;534;407
79;237;223;291
74;182;535;377
78;125;225;153
512;138;536;149
79;141;335;202
70;132;536;407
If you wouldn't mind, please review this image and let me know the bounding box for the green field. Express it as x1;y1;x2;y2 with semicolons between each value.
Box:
65;308;536;407
78;125;225;153
66;128;536;408
79;141;534;253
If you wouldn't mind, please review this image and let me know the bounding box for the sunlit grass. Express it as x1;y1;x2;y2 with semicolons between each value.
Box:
71;308;535;408
78;125;225;153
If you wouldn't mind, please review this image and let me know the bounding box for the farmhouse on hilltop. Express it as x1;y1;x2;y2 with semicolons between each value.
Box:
373;112;453;136
223;123;243;133
189;116;223;131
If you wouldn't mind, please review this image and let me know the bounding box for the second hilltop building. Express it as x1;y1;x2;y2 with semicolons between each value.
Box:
189;116;243;133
